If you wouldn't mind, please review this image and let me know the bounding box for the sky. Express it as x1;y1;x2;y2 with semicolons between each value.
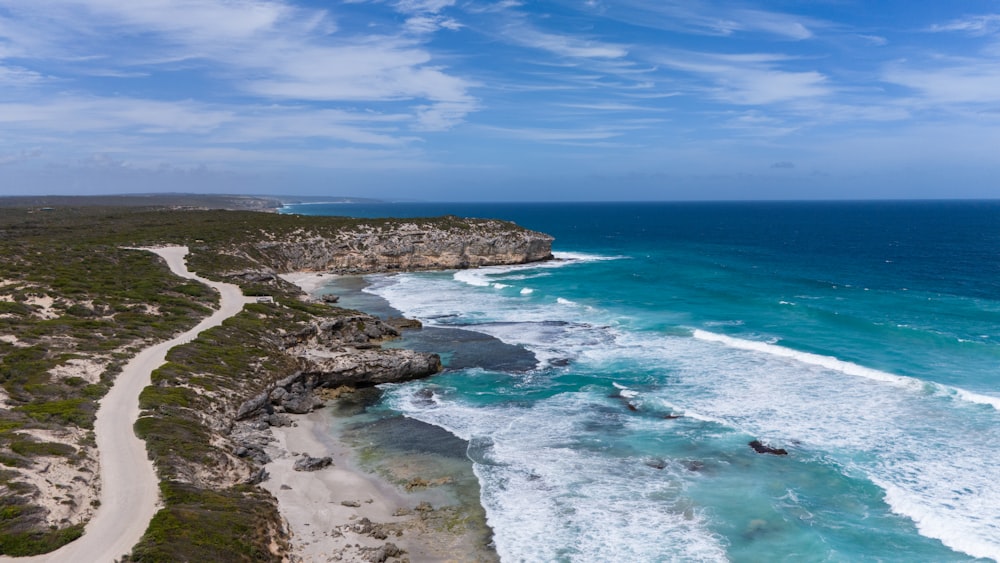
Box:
2;1;1000;201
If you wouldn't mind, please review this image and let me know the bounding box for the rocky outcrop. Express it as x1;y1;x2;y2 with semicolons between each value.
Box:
250;218;554;274
300;349;441;387
293;455;333;472
234;311;439;423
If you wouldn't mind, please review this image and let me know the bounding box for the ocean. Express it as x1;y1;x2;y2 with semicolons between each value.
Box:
282;201;1000;562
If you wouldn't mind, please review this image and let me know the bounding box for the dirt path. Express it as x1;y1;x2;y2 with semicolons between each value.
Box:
3;246;252;562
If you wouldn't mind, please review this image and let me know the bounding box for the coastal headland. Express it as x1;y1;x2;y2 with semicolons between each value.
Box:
0;198;553;561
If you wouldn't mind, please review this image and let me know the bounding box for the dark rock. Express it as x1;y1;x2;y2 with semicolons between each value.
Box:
245;467;268;485
321;293;340;303
269;387;288;403
235;392;271;420
229;270;278;283
363;542;404;563
341;500;361;508
686;460;705;472
749;440;788;456
293;456;334;471
386;317;422;330
645;459;667;470
282;392;318;414
663;414;682;420
266;414;293;427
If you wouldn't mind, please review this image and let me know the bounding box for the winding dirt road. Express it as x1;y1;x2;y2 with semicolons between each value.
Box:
4;247;251;562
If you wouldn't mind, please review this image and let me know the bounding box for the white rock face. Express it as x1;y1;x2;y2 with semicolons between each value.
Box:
252;219;554;273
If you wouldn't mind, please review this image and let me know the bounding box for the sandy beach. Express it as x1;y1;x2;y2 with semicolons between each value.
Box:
280;272;333;296
266;273;498;563
262;409;497;563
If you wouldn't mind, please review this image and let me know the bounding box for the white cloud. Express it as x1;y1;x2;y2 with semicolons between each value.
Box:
0;0;478;132
655;51;830;104
885;61;1000;105
504;26;628;59
405;15;463;35
0;64;47;86
577;1;819;41
0;148;42;166
219;108;417;145
0;97;233;134
928;14;1000;36
732;9;813;40
559;102;659;111
395;0;455;14
859;34;888;46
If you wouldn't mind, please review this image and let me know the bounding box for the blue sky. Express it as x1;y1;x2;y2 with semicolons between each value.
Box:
2;1;1000;200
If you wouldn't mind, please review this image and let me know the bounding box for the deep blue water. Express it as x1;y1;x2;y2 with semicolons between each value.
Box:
284;201;1000;562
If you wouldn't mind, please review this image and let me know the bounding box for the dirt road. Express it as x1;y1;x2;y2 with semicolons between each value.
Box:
3;247;251;562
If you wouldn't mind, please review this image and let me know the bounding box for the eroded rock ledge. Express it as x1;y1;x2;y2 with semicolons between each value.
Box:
232;314;440;458
244;217;554;274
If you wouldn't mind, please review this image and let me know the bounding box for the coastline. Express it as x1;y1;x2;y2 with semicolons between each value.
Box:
266;272;498;563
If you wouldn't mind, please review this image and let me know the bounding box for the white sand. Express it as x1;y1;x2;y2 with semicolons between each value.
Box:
262;413;414;562
262;412;496;563
280;271;332;295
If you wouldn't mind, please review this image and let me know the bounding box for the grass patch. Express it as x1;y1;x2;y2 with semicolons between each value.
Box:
15;399;93;429
0;523;84;557
8;439;76;458
126;482;281;562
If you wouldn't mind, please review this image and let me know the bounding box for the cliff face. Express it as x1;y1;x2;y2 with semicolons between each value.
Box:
249;218;554;273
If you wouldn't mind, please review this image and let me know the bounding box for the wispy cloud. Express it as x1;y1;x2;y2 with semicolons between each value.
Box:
574;0;818;40
885;59;1000;105
503;25;629;59
652;50;830;104
395;0;456;14
1;1;477;133
0;97;233;135
928;14;1000;36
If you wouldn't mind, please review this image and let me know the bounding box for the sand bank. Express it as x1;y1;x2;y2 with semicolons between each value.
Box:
262;410;497;562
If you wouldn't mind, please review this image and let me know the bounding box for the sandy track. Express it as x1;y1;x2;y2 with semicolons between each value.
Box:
3;247;251;562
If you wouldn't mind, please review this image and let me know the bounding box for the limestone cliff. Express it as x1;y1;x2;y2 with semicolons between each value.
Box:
248;217;554;273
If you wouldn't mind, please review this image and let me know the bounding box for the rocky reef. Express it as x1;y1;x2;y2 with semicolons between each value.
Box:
247;217;554;273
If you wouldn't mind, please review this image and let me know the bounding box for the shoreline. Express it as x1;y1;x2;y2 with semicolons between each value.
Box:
267;272;498;563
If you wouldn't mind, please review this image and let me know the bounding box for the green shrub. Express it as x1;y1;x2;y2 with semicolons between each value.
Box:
9;439;76;458
15;399;93;428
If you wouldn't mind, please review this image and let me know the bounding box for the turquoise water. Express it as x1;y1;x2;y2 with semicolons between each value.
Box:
285;201;1000;562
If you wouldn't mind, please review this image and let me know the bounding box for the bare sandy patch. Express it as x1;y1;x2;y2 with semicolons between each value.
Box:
279;272;330;295
24;294;58;320
0;333;26;347
49;357;108;384
10;428;99;529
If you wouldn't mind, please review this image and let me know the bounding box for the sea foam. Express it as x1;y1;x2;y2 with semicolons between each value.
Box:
692;329;1000;410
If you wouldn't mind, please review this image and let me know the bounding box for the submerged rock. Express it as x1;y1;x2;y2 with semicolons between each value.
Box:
748;440;788;456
